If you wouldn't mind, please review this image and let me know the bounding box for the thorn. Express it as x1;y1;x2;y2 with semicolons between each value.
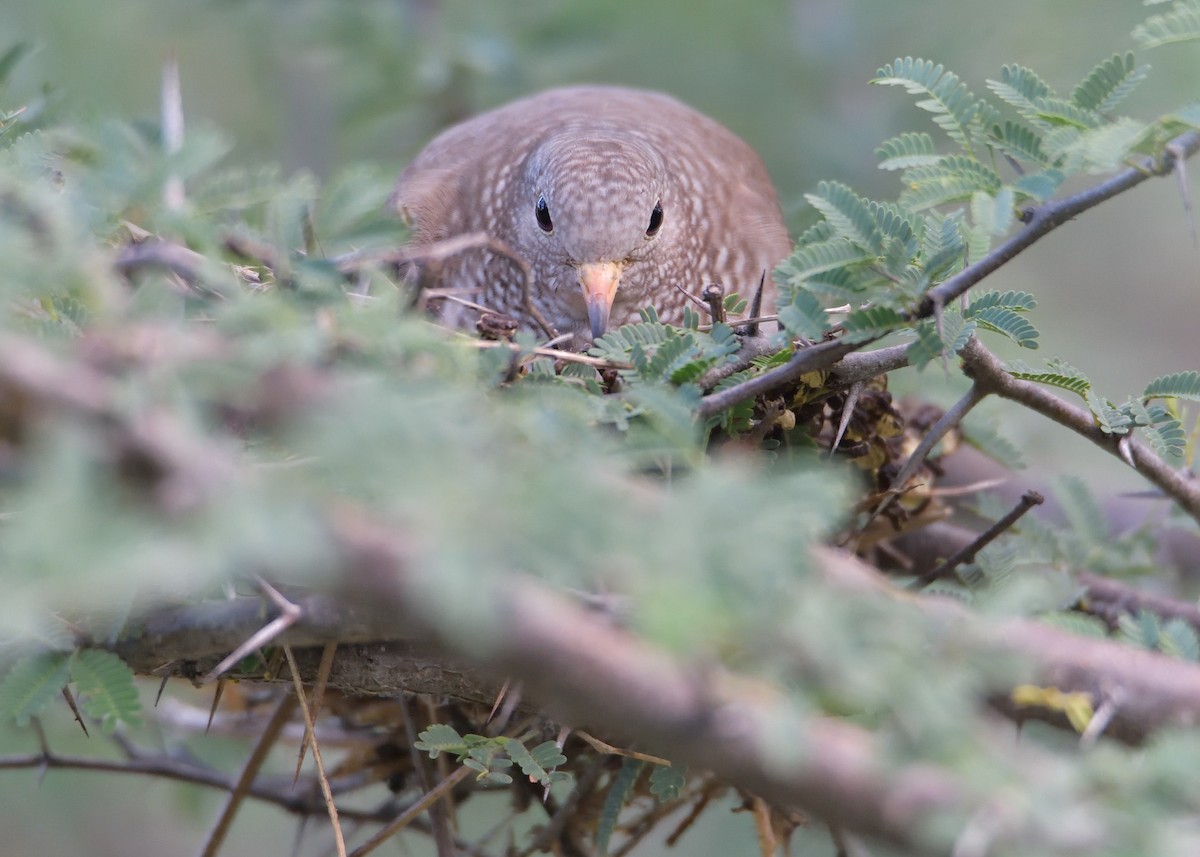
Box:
1168;141;1197;247
207;679;226;734
830;382;863;457
1118;434;1137;468
746;272;767;337
60;686;89;737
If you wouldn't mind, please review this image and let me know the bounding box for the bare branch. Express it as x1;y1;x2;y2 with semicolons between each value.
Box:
909;490;1044;589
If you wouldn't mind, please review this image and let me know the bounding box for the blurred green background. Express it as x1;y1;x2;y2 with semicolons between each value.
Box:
0;1;1195;854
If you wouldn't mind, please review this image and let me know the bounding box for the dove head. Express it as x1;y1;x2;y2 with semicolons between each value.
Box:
520;130;671;339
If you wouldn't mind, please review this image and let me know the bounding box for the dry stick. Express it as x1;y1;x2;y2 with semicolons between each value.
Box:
346;766;473;857
518;758;607;857
467;338;631;370
295;642;339;779
282;646;347;857
910;490;1044;590
399;698;457;857
960;337;1200;525
699;129;1200;420
0;748;484;839
199;692;297;857
859;380;989;535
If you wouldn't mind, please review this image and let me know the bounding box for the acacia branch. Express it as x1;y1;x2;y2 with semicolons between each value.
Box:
960;337;1200;525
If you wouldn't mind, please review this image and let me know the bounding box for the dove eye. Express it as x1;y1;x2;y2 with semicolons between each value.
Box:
535;196;554;233
645;200;664;238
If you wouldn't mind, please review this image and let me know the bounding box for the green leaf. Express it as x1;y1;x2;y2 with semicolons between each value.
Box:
648;763;686;801
1008;358;1092;397
69;649;142;732
1044;118;1151;174
0;651;71;726
986;65;1054;120
988;121;1049;166
0;42;32;87
414;723;467;757
777;287;831;339
1058;475;1107;545
1033;97;1103;129
968;290;1037;313
1139;409;1187;464
970;187;1015;239
876;132;940;170
900;156;1003;210
1013;169;1065;201
1086;390;1133;434
969;305;1039;348
960;416;1027;469
1160;618;1200;661
1070;53;1150;114
597;758;645;855
906;321;946;370
777;240;875;284
1134;0;1200;48
873;58;984;153
1038;612;1108;638
842;305;907;343
805;181;884;253
1144;371;1200;401
1118;610;1161;650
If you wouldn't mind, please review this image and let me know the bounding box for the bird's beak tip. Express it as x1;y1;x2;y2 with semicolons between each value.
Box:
579;261;623;341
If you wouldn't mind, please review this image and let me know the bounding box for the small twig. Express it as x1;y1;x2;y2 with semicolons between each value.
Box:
295;642;338;777
199;692;297;857
466;338;631;370
1080;687;1125;750
346;766;472;857
517;757;606;857
876;381;988;513
283;646;346;857
910;490;1044;590
574;730;671;766
400;696;457;857
673;283;709;313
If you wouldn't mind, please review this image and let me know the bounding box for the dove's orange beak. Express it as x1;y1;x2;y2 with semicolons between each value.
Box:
578;261;623;339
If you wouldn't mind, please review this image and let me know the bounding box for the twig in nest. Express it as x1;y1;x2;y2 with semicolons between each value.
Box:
467;338;632;371
909;490;1043;589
